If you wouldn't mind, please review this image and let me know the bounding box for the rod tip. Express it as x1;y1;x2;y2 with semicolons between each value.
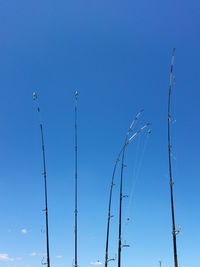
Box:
75;90;78;99
33;92;37;100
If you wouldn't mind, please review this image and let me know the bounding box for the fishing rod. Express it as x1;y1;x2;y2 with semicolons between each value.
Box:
123;129;151;242
118;123;150;267
168;48;178;267
105;110;144;267
104;109;145;267
74;90;78;267
33;92;50;267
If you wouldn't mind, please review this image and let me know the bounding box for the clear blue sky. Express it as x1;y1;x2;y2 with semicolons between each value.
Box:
0;0;200;267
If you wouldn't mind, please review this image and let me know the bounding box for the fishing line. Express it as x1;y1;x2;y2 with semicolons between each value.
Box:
133;131;150;186
104;110;145;267
118;123;151;267
130;133;141;186
126;133;148;217
121;116;144;202
122;136;141;241
122;134;141;235
123;131;150;243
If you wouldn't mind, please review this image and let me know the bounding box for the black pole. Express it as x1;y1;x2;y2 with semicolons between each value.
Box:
104;110;147;267
105;153;120;267
74;91;78;267
167;48;178;267
105;111;143;267
118;146;125;267
117;122;151;267
118;130;129;267
33;93;50;267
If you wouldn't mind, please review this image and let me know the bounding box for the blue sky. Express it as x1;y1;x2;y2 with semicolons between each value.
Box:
0;0;200;267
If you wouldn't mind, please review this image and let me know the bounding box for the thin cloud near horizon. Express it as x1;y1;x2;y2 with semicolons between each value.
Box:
0;254;22;262
90;261;103;265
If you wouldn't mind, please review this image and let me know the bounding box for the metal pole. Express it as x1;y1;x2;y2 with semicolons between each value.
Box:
33;92;50;267
74;91;78;267
167;48;178;267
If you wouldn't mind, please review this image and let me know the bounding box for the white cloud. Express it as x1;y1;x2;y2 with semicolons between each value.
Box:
29;252;37;257
0;254;23;263
56;255;63;259
0;254;14;262
90;261;103;265
21;229;28;234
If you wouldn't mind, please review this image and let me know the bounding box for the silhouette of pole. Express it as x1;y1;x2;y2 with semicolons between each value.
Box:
118;122;151;267
167;48;178;267
118;146;125;267
74;91;78;267
33;92;50;267
105;110;150;267
105;110;144;267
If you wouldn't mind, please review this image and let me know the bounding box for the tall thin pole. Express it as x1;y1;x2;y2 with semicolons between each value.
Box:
105;148;125;267
118;147;125;267
168;48;178;267
118;135;128;267
105;155;119;267
74;90;78;267
118;122;151;267
105;110;144;267
105;111;150;267
33;92;50;267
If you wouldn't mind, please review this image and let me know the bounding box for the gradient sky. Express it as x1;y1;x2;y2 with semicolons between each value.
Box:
0;0;200;267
